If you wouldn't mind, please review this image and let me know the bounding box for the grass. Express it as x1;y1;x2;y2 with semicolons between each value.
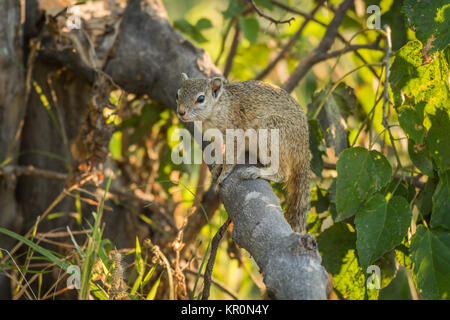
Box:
0;175;166;300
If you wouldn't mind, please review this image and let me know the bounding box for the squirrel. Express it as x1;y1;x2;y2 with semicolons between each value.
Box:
176;73;311;233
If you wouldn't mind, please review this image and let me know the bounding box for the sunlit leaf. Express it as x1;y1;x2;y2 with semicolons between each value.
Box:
402;0;450;54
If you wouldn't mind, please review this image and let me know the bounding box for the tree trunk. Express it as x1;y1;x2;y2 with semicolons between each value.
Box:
0;0;27;299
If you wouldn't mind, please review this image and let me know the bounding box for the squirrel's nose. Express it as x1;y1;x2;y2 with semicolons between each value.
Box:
178;110;186;116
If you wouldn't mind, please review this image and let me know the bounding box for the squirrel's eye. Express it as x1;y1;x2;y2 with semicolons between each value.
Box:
196;95;205;103
176;92;179;101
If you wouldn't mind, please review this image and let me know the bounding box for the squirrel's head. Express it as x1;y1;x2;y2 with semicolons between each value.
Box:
176;73;227;122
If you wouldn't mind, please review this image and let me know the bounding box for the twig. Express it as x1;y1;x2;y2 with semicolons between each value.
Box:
381;25;402;169
215;17;236;65
144;239;175;300
0;165;67;180
283;0;354;92
184;269;239;300
223;21;241;78
202;218;232;300
171;220;187;299
255;0;325;80
313;42;382;62
249;0;294;25
270;0;311;19
351;95;383;147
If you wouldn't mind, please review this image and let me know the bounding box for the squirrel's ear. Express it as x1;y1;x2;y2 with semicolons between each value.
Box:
181;73;189;81
210;76;227;100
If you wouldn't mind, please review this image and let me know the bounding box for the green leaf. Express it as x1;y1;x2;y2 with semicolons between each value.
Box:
254;0;274;10
379;267;413;300
355;194;412;269
222;0;245;19
142;263;158;288
410;226;450;299
308;119;326;177
109;131;122;160
336;147;392;221
377;251;398;289
310;187;329;214
195;18;213;30
398;103;426;144
390;41;450;115
417;177;438;217
173;18;194;35
146;272;163;300
430;169;450;230
402;0;450;54
173;19;208;43
239;17;259;44
408;138;434;176
90;282;109;300
426;108;450;171
318;223;378;300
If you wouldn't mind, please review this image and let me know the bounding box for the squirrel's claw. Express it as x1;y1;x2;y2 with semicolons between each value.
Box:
240;167;262;180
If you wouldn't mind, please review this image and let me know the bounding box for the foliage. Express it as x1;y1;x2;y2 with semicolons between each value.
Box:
315;1;449;300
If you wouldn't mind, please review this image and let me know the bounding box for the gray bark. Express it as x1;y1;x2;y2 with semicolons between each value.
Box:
220;167;328;299
0;0;26;300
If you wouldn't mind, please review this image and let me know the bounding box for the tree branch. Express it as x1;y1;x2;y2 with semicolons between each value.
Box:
283;0;354;92
202;218;231;300
269;0;380;79
223;20;241;78
0;165;67;181
255;0;325;80
249;0;295;25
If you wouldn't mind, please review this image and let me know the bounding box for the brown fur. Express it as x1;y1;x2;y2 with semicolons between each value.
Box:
177;75;311;233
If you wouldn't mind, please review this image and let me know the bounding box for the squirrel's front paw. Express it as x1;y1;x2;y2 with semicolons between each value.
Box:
240;167;262;180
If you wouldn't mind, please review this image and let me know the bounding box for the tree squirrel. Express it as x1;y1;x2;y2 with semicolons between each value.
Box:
176;73;311;233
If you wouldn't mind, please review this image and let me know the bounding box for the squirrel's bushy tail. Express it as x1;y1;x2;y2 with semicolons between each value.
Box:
286;163;311;233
